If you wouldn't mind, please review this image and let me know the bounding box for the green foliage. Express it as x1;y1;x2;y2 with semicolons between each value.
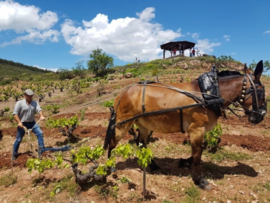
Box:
72;61;87;79
94;184;118;199
264;181;270;191
26;155;69;174
217;55;235;62
94;156;116;176
4;107;10;112
120;176;130;183
46;104;60;114
103;99;114;108
163;200;174;203
87;48;114;77
80;108;86;121
204;149;252;162
185;185;200;202
136;147;153;168
50;185;62;197
46;115;79;129
204;122;222;151
112;143;134;159
0;173;17;187
72;145;105;164
0;58;53;82
50;175;77;197
9;115;14;123
57;68;75;80
249;60;270;72
95;164;108;176
26;158;55;173
267;96;270;112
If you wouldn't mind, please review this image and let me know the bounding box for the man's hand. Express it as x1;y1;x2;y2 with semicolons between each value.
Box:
40;115;45;121
18;122;23;128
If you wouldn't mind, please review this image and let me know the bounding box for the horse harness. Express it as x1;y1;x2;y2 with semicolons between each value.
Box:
230;73;266;122
103;66;266;150
107;65;229;135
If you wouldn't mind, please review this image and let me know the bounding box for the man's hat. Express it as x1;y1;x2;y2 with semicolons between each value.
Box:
25;89;34;96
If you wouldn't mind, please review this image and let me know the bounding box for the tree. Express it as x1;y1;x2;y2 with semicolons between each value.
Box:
72;61;86;78
87;48;113;77
217;55;235;62
249;60;270;72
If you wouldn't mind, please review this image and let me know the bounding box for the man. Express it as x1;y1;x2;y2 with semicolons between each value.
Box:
12;89;45;160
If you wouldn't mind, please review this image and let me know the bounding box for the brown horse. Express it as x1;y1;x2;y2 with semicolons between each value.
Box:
104;61;266;190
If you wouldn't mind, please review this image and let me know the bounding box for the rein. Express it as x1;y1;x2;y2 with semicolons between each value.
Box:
228;72;265;118
111;81;225;131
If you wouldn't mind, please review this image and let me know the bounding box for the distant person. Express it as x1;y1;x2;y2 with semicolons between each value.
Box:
192;48;195;57
173;48;176;56
189;48;192;57
12;89;45;160
179;44;182;55
196;48;200;57
138;57;140;63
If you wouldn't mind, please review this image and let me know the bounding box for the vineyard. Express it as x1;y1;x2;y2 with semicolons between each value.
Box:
0;57;270;203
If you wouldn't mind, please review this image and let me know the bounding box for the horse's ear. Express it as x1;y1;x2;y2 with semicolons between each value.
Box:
243;63;249;74
254;60;263;80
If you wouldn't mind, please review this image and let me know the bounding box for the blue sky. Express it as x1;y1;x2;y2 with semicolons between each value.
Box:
0;0;269;74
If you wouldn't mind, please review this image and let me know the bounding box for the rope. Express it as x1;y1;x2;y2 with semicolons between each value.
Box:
47;88;124;117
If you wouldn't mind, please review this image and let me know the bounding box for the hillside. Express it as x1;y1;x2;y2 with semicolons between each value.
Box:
0;56;269;202
0;58;53;83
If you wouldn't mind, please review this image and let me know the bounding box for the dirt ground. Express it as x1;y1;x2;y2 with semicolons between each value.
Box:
0;76;269;203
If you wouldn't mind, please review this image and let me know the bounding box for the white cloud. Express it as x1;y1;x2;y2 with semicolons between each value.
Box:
263;30;270;34
192;33;199;39
223;35;230;41
195;39;221;55
61;7;182;62
0;30;59;47
0;0;59;46
33;65;58;72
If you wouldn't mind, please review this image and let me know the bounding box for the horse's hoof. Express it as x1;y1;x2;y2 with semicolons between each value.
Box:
200;184;211;191
197;179;211;191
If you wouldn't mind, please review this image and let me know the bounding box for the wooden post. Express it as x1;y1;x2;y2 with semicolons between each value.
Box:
163;49;165;59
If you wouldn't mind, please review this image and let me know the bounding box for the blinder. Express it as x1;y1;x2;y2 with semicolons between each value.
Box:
241;74;267;124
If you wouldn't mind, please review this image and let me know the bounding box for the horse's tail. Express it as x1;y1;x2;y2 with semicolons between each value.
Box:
103;106;116;150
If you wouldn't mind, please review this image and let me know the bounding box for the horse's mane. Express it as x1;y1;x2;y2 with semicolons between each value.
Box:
195;70;243;81
218;70;243;78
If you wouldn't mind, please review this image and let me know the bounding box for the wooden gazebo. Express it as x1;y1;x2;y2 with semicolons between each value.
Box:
160;41;195;59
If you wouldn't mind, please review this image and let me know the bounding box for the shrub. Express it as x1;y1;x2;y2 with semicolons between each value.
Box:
0;173;17;187
80;108;86;121
4;107;10;112
46;104;60;114
204;122;222;152
103;100;114;107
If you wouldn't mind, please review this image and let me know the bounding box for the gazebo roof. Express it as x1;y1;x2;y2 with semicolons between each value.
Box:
160;41;195;50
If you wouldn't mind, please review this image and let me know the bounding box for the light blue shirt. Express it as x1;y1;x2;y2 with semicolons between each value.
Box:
13;99;42;122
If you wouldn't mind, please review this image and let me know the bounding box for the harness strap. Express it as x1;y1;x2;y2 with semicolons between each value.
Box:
142;81;146;113
115;102;205;127
180;109;185;133
227;107;246;118
247;74;259;110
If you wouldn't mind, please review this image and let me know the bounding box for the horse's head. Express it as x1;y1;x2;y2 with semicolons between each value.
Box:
241;61;267;124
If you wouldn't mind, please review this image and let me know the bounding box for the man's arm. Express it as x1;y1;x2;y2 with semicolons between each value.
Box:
35;101;45;120
14;114;23;128
39;111;45;120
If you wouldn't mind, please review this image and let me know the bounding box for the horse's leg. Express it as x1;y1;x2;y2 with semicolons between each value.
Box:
188;126;211;190
108;121;134;158
135;123;161;172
